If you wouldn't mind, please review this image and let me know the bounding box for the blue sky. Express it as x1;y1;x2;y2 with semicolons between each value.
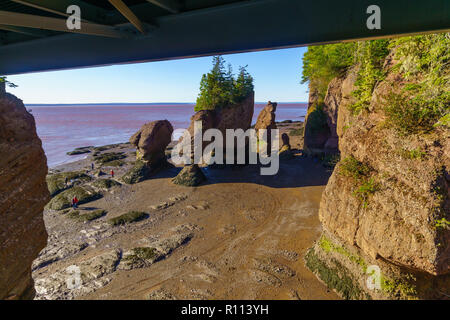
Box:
7;47;308;104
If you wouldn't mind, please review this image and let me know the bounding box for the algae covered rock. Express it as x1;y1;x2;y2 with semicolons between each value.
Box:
118;247;162;270
172;165;206;187
93;152;126;166
46;186;102;210
108;211;148;226
66;146;92;155
65;209;107;222
46;171;92;196
118;233;192;270
121;160;149;184
91;179;121;191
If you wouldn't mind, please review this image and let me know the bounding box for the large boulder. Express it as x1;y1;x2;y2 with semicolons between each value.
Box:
130;120;174;165
0;93;49;299
125;120;174;184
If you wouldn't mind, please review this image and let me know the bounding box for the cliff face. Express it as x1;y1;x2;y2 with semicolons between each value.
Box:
0;92;49;299
305;38;449;299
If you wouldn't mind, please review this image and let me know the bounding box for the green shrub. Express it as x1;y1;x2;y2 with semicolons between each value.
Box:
349;40;390;114
434;218;450;230
339;156;371;181
305;104;329;134
384;90;449;134
353;178;379;207
383;34;449;134
397;148;427;160
302;43;356;104
195;56;254;111
339;156;378;206
0;76;18;88
108;211;148;226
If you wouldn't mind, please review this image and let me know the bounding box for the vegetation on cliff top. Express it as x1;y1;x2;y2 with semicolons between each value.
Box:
302;33;449;134
195;56;254;112
301;43;356;105
0;76;18;89
384;34;450;134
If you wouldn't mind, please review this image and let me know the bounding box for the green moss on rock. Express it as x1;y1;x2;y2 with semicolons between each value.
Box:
94;152;126;165
91;179;121;190
172;165;206;187
121;161;149;184
305;247;366;300
46;171;92;196
125;247;160;264
108;211;148;226
78;209;107;222
46;186;102;210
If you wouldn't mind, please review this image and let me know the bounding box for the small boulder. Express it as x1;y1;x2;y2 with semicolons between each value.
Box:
279;133;293;160
172;165;206;187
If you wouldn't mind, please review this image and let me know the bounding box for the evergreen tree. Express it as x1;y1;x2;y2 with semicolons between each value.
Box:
195;56;254;111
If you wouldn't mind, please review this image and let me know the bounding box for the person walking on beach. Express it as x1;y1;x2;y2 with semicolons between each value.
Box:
72;196;78;209
110;169;114;178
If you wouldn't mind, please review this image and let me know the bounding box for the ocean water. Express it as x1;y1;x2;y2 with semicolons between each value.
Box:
27;103;307;167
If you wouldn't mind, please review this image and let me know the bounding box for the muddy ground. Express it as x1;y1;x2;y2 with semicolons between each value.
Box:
33;122;339;300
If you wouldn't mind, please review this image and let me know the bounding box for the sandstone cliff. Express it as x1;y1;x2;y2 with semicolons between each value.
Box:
0;92;49;299
304;35;449;299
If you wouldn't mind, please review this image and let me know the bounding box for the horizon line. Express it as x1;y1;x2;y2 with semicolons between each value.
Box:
25;101;308;106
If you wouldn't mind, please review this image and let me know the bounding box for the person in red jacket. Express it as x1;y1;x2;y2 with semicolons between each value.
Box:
72;196;78;209
111;169;114;178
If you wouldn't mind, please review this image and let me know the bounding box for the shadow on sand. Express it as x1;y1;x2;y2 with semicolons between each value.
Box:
150;154;333;189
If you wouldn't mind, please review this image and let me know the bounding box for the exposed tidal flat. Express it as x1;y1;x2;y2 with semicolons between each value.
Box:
35;119;340;300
